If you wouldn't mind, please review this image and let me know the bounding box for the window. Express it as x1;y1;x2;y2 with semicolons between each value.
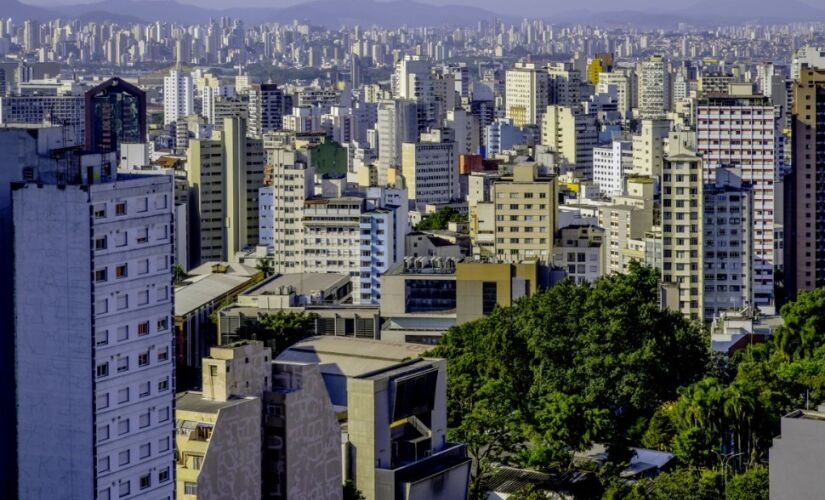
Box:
138;322;150;336
137;290;149;306
98;456;110;472
157;346;169;362
158;407;170;422
115;202;126;216
96;392;109;409
118;387;129;404
139;412;150;428
99;488;110;500
157;318;168;331
115;264;128;279
191;455;203;470
139;382;150;398
158;378;169;392
139;443;151;459
95;269;107;282
96;363;109;378
184;482;197;495
157;286;168;301
115;232;127;247
117;326;129;341
95;237;107;250
95;299;108;314
94;205;106;218
138;259;149;274
116;295;128;311
137;197;148;212
159;437;170;452
117;357;129;373
138;352;149;367
139;473;151;490
118;479;130;498
159;467;170;483
96;329;109;346
118;449;130;466
137;228;148;244
482;282;497;315
118;419;130;435
98;424;109;442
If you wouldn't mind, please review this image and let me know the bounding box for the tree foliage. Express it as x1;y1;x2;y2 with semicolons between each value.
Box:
726;464;768;500
415;207;466;231
235;311;317;357
429;263;709;495
342;480;365;500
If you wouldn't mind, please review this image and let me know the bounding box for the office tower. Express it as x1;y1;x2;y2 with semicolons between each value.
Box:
392;55;433;101
703;167;753;320
258;145;315;274
631;118;670;177
163;69;193;126
661;138;704;320
85;77;147;153
785;68;825;297
248;83;284;138
593;140;633;196
696;86;778;306
401;130;458;208
491;164;557;263
376;99;418;185
187;117;265;265
546;62;582;107
13;159;175;499
540;105;598;179
638;55;669;119
505;62;549;127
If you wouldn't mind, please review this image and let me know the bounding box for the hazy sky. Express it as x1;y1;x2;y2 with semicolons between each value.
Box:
19;0;821;16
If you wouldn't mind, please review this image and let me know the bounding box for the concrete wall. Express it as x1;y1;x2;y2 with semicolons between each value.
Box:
770;411;825;500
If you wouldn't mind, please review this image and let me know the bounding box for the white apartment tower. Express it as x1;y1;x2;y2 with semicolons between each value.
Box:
638;56;669;119
163;69;193;126
696;89;778;306
593;141;633;196
14;164;175;500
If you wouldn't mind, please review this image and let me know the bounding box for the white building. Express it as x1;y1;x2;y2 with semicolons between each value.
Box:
696;89;778;307
637;56;669;119
593;141;633;196
163;70;193;125
14;164;175;500
376;99;418;186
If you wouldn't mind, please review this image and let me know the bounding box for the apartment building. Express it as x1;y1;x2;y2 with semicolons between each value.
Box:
401;130;458;208
553;225;606;283
0;94;85;143
546;62;582;107
505;62;549;127
164;70;193;126
248;83;285;138
491;164;558;263
637;55;669;119
14;163;175;499
540;105;598;178
593;140;633;196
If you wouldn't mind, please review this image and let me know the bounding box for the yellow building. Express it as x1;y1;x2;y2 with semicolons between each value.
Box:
456;260;538;322
492;164;558;263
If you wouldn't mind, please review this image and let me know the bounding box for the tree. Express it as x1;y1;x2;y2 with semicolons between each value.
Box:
726;464;768;500
256;257;274;278
235;311;317;357
342;480;365;500
415;207;466;231
640;467;722;500
773;287;825;361
429;264;710;493
173;264;189;285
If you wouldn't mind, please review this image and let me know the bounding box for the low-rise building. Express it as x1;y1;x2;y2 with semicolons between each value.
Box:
769;406;825;500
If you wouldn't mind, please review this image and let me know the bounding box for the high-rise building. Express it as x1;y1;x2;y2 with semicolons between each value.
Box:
401;130;458;208
491;164;557;263
0;94;85;144
546;62;582;107
505;62;549;127
696;86;779;306
540;105;598;179
785;67;825;297
85;77;147;153
631;118;670;177
661;136;704;319
163;69;193;126
13;160;176;499
593;141;633;196
187;117;265;265
638;55;669;119
248;83;284;138
702;167;754;320
376;99;418;186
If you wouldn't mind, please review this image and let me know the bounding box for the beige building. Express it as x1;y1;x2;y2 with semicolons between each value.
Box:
187;117;265;264
540;105;598;177
505;62;549;127
492;164;558;263
631;118;670;177
661;147;704;319
401;131;459;208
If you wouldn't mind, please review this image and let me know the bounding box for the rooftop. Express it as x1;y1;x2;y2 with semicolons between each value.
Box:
175;391;256;415
276;336;431;377
242;272;349;297
175;272;253;316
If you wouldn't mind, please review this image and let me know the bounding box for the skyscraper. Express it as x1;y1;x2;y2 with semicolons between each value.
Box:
13;157;176;499
638;55;669;119
85;77;147;153
163;69;193;126
785;67;825;297
505;62;549;127
248;83;284;138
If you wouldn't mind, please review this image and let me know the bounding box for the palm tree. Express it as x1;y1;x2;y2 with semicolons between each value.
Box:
256;257;274;278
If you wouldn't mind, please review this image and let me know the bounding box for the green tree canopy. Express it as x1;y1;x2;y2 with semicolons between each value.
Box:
235;311;317;357
415;207;466;231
